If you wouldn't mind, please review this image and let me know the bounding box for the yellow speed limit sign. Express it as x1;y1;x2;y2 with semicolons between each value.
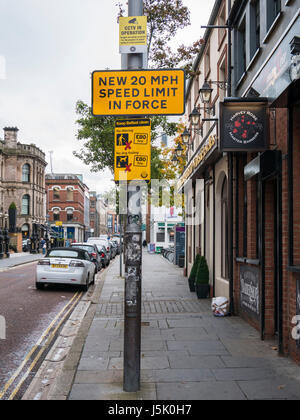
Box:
92;69;185;116
114;119;151;182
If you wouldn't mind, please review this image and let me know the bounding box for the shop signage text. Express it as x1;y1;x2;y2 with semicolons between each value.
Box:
178;135;217;190
240;265;260;319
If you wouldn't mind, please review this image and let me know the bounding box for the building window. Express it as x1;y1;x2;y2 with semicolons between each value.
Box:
67;209;74;222
221;178;228;279
156;231;165;243
250;0;260;59
266;0;281;31
236;18;246;82
205;44;211;78
53;187;60;200
66;187;74;201
218;3;226;46
22;195;30;215
22;164;30;182
53;209;60;221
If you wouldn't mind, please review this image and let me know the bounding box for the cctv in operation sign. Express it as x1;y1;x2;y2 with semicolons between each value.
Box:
92;69;185;116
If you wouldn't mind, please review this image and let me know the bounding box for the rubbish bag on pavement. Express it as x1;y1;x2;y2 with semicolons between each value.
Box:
211;297;229;317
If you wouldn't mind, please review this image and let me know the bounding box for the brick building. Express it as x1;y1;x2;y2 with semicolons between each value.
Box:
46;174;89;243
179;0;300;363
0;127;47;238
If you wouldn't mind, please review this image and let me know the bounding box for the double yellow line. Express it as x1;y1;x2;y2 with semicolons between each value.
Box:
0;291;82;400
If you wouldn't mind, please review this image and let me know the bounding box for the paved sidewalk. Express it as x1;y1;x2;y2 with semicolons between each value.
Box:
0;253;43;271
62;252;300;400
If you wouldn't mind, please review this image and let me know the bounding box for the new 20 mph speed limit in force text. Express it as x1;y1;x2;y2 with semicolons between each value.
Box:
92;69;185;116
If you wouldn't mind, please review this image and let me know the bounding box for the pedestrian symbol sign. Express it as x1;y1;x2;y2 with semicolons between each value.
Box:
114;119;151;182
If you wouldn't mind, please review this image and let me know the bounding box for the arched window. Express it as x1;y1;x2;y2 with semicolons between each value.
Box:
67;208;74;222
66;187;74;201
53;187;60;200
221;177;228;279
53;209;60;221
21;223;30;238
22;195;30;215
22;164;30;182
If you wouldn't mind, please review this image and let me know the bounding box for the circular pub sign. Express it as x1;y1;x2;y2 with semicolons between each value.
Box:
220;101;267;151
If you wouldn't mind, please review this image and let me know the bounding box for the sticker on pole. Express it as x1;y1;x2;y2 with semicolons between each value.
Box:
114;119;151;182
119;16;147;54
92;69;185;116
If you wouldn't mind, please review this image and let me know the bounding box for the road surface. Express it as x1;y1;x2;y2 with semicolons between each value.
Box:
0;262;84;400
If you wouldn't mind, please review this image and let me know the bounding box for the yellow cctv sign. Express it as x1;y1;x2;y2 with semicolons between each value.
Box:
92;69;185;116
114;119;151;182
119;16;147;53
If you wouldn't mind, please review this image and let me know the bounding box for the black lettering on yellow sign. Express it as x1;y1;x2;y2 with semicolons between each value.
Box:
92;70;185;116
134;155;148;167
134;133;148;145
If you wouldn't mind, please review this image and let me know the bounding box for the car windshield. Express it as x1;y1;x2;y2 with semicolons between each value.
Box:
71;245;94;253
96;245;105;253
47;250;81;259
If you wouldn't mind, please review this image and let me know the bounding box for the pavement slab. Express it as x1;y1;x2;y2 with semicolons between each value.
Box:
45;252;300;400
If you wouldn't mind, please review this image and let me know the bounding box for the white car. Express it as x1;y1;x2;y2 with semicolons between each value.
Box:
87;237;112;260
36;247;96;291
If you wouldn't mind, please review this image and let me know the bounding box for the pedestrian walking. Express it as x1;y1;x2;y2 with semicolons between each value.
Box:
40;238;46;255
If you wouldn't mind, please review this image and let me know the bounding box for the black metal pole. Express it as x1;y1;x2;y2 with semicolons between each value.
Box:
123;0;144;393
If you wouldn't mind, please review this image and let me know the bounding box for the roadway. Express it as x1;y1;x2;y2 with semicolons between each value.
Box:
0;261;85;400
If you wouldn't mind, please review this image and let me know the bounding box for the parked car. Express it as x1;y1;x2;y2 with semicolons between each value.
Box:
36;247;96;291
70;242;101;272
87;238;112;260
109;240;118;258
95;244;110;268
22;239;30;252
112;239;120;255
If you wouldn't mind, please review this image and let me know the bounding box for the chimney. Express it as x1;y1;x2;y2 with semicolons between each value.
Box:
4;127;19;147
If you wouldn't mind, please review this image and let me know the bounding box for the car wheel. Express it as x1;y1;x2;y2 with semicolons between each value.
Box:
36;282;44;290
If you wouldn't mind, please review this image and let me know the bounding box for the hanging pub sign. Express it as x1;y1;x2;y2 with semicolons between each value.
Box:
219;99;268;152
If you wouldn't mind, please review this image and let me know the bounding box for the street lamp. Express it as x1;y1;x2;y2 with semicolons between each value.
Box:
199;81;213;104
175;143;184;157
189;107;201;126
181;128;191;145
199;79;230;104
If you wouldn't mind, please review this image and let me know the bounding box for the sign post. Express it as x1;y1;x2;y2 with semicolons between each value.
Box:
122;0;144;393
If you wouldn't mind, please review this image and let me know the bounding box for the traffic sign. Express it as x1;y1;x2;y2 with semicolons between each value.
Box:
119;16;147;54
92;69;185;116
114;119;151;182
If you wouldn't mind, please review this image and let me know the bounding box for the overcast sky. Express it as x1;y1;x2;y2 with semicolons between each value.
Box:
0;0;215;194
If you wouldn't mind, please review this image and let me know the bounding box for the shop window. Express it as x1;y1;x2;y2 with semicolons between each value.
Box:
266;0;281;32
22;164;30;182
22;195;30;215
221;177;228;279
156;231;165;243
250;0;260;59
